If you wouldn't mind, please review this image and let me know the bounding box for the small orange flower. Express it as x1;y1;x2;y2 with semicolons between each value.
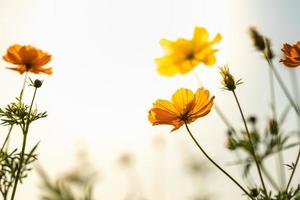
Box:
3;44;53;75
280;41;300;68
148;88;214;132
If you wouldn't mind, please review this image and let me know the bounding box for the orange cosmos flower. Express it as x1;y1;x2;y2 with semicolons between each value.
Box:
280;41;300;68
3;44;53;75
148;88;214;132
155;26;222;77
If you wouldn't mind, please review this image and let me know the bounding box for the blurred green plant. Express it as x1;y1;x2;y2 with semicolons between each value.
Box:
37;149;97;200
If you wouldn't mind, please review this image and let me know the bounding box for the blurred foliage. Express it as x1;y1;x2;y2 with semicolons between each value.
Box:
38;150;97;200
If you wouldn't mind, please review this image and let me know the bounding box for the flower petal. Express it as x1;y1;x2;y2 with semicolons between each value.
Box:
171;88;195;114
193;26;209;49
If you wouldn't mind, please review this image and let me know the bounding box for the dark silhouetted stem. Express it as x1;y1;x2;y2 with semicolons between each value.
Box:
10;87;37;200
232;91;269;199
184;122;253;200
266;58;300;118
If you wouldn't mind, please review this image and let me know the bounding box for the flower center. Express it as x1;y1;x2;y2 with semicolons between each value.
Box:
186;52;195;60
25;63;32;71
180;113;189;122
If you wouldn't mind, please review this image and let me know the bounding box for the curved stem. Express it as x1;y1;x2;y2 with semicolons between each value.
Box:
184;122;253;200
10;87;38;200
232;91;269;198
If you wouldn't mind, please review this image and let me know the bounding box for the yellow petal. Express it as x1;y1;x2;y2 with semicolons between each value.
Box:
155;56;179;77
188;88;214;120
211;33;222;45
171;88;195;114
153;99;178;114
202;53;216;66
193;26;209;49
159;39;174;53
192;88;210;111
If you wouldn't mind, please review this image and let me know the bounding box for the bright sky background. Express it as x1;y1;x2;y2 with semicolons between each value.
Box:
0;0;299;199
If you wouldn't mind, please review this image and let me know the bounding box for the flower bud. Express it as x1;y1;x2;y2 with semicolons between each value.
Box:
33;79;43;88
269;119;279;135
249;27;265;51
250;188;259;197
219;65;242;91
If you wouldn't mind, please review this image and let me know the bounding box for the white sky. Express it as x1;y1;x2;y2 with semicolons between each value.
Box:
0;0;299;199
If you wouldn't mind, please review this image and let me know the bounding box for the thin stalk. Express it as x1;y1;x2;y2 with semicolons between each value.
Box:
10;87;38;200
232;90;269;198
19;73;28;101
266;58;300;118
1;74;29;154
9;132;27;200
184;123;254;200
268;64;286;189
0;125;13;153
268;64;277;119
266;59;300;192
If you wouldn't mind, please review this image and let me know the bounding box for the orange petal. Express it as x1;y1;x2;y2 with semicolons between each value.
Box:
153;99;178;115
148;108;182;131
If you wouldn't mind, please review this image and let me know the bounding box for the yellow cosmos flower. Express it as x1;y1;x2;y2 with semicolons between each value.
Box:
3;44;52;75
148;88;214;132
155;26;222;77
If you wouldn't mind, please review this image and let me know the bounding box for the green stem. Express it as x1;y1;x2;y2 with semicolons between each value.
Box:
184;123;254;200
1;74;29;155
10;87;38;200
232;90;269;198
